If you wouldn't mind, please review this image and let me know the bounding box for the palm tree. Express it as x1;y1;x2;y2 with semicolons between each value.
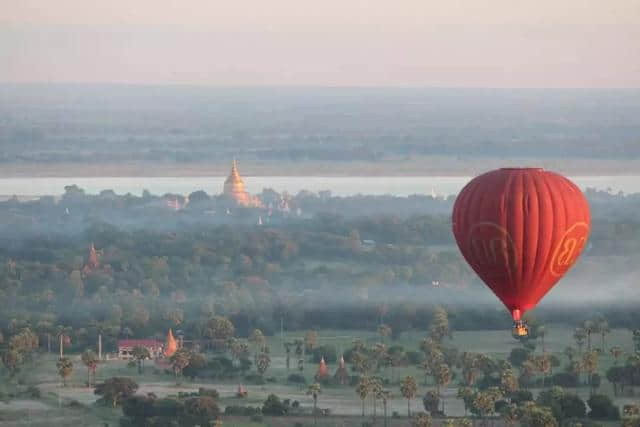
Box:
248;329;265;361
81;349;99;386
378;389;392;427
582;350;599;396
573;328;586;354
306;383;322;427
256;351;271;378
583;321;595;352
57;357;73;387
610;346;623;365
369;376;383;421
171;348;191;381
131;346;151;374
400;375;418;417
435;363;451;413
597;318;610;351
356;376;371;423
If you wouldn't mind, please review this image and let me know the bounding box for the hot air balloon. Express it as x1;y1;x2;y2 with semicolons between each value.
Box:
452;168;590;337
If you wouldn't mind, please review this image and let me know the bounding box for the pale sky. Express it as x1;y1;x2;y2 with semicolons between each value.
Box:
1;0;639;87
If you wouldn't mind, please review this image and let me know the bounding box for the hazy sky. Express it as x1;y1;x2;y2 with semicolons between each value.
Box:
1;0;639;87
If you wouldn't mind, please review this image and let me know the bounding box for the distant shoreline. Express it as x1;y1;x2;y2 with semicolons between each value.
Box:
1;157;639;178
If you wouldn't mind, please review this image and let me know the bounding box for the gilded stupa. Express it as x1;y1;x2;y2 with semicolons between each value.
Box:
223;160;262;207
164;328;178;357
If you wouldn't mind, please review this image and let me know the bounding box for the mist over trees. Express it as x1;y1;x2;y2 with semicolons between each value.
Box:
0;185;639;357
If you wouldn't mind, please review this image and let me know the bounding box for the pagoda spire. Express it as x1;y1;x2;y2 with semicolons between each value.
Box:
164;328;178;357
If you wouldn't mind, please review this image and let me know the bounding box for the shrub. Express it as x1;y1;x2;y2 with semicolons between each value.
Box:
262;394;288;416
198;388;219;399
588;394;620;420
225;405;261;416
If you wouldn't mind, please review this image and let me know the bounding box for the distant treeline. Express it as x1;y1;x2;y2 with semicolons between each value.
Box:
2;85;640;163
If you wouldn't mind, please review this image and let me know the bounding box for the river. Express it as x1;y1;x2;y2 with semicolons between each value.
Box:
0;175;638;198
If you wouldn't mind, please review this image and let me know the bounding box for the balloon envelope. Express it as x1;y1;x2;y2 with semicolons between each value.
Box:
452;168;590;320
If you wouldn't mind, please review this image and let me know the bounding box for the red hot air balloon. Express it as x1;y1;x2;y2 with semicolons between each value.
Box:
452;168;590;336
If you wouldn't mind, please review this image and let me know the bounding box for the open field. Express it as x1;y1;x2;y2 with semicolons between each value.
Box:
1;325;638;426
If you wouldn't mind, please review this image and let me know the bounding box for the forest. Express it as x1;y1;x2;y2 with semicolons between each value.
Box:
1;185;639;354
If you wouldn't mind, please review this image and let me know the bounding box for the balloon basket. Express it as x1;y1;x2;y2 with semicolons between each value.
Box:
512;320;529;338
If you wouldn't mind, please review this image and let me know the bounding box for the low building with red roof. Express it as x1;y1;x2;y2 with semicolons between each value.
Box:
117;339;164;359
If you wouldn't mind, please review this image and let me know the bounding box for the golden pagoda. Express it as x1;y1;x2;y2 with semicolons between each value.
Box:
222;160;262;207
164;328;178;357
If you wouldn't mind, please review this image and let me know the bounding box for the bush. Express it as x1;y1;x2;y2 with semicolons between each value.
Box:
288;373;307;384
198;388;219;399
225;405;261;416
262;394;288;416
588;394;620;420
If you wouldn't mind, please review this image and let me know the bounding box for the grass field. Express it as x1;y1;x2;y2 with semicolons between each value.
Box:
1;325;638;426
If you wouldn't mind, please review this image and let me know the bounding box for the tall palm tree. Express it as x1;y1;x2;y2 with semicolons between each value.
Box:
400;375;418;417
435;363;451;413
57;357;73;387
379;389;392;427
306;382;322;427
356;376;371;421
81;349;99;386
131;346;151;374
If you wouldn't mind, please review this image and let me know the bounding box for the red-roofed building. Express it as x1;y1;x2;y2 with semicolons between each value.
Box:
117;339;164;359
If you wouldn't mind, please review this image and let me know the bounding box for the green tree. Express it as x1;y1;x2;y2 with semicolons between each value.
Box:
582;350;599;395
429;306;450;343
435;363;451;413
184;396;220;426
610;345;624;365
411;412;433;427
306;382;322;427
378;389;392;427
57;357;73;387
573;328;586;354
256;351;271;377
171;348;191;380
356;376;371;420
94;377;139;408
520;404;558;427
305;330;318;352
400;375;418;417
131;346;151;374
248;329;266;359
81;349;99;386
